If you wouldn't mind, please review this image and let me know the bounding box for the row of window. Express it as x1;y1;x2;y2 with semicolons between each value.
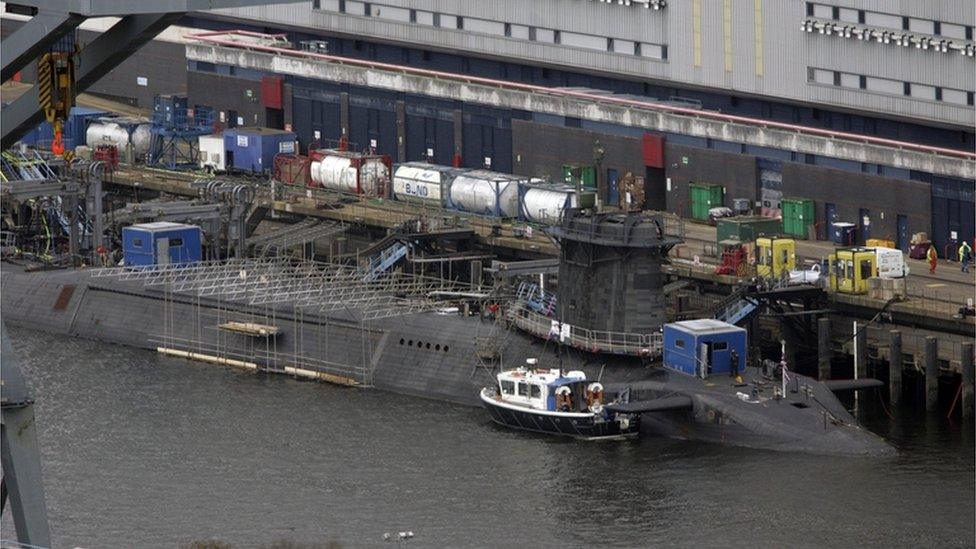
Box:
312;0;668;60
807;67;975;107
500;380;543;398
806;2;974;40
398;337;449;353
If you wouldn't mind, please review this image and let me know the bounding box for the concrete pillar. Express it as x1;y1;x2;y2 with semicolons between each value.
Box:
470;260;482;289
854;324;867;380
452;109;463;166
925;336;938;411
817;317;831;380
888;330;902;406
395;100;406;163
282;82;294;130
962;342;974;419
339;91;349;141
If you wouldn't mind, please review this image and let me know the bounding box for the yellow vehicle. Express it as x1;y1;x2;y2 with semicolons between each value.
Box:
756;237;796;278
828;247;877;294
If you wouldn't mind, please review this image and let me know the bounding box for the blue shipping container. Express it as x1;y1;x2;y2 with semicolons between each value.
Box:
122;222;202;267
663;319;747;378
16;106;106;148
223;127;297;174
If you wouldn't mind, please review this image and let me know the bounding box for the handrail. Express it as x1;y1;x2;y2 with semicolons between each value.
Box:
187;30;976;161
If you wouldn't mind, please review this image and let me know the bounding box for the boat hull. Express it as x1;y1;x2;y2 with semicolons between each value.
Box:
480;390;640;440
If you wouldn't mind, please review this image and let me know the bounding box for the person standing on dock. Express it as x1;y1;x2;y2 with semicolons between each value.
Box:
959;241;972;273
927;245;938;274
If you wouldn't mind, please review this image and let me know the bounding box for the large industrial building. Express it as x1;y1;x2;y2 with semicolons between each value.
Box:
3;0;974;251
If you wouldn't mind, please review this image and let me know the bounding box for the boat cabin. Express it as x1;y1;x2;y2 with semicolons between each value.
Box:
495;360;604;413
663;319;747;379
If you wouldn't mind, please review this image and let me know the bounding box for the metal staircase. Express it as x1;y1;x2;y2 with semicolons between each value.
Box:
713;287;760;325
515;281;558;317
362;241;409;281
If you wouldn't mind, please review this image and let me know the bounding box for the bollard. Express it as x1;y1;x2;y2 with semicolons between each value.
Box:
855;323;867;380
925;336;938;411
888;330;902;406
818;317;831;380
962;342;974;419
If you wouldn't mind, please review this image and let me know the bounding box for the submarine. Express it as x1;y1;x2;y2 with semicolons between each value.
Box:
0;209;893;456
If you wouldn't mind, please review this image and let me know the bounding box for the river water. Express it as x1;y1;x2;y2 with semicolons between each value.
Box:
2;327;973;548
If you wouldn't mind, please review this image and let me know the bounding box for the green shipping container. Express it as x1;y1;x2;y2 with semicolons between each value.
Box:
781;197;815;239
716;216;783;246
690;183;724;220
563;164;596;189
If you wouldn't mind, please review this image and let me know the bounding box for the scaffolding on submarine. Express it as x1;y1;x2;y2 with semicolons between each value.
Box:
90;256;485;386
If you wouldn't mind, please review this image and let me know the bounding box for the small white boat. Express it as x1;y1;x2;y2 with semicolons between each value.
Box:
480;359;640;440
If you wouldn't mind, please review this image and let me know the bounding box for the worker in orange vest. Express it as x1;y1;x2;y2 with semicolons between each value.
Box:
927;245;938;274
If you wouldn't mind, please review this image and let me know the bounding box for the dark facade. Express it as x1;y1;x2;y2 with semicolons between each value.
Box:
781;164;932;248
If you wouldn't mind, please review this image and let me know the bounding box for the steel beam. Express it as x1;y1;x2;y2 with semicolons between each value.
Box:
1;10;84;83
0;323;51;547
1;12;183;149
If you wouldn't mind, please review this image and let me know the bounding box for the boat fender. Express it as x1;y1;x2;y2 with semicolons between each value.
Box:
589;403;604;414
617;416;630;430
555;386;571;396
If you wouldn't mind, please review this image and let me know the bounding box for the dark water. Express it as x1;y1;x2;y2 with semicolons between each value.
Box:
2;327;973;548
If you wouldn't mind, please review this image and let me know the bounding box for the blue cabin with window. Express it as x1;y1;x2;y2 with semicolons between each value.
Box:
663;319;747;378
122;222;202;267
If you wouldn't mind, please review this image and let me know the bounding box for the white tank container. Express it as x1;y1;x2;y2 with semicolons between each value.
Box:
392;163;451;206
86;122;152;155
130;124;152;156
521;187;576;224
359;158;389;196
311;153;389;195
311;154;357;192
449;170;521;217
86;122;129;151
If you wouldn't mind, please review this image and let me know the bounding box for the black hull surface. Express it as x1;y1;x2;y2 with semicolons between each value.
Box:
481;396;640;440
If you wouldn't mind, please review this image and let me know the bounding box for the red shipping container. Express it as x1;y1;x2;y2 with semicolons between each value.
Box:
261;75;283;109
642;133;665;168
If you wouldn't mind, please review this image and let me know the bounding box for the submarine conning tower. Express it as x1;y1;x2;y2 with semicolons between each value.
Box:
552;208;683;339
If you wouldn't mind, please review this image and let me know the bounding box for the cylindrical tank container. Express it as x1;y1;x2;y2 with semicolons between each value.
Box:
130;124;151;155
85;121;152;155
309;149;392;197
519;182;594;224
448;170;524;217
392;162;462;207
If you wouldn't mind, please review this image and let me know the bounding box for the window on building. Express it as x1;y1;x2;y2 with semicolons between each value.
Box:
409;9;416;23
607;37;614;52
169;238;184;247
312;0;320;8
553;30;561;44
968;92;974;107
457;16;464;29
713;342;728;351
132;238;143;248
528;26;536;41
338;0;345;12
675;339;685;349
504;23;511;37
903;82;911;96
805;2;813;16
433;13;440;27
935;87;943;101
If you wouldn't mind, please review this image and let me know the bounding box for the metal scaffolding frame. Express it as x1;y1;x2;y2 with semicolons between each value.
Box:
90;258;487;385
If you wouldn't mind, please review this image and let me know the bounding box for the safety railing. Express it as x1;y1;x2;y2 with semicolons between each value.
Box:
507;302;663;357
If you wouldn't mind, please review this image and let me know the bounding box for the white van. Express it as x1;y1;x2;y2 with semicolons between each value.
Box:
874;247;909;279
